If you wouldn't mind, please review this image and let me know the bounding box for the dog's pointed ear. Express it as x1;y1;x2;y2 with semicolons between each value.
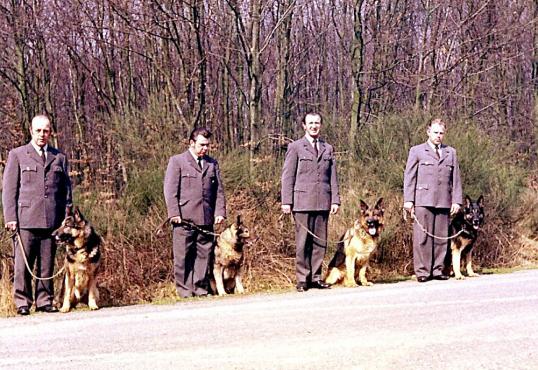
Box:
465;195;472;208
374;198;384;212
477;195;484;208
73;207;84;222
236;214;242;226
359;200;369;213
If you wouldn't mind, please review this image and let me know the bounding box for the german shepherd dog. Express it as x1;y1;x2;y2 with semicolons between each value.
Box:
444;195;484;280
209;215;250;296
52;207;102;312
325;198;384;287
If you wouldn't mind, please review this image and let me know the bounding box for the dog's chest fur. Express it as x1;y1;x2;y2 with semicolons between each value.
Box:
344;227;378;263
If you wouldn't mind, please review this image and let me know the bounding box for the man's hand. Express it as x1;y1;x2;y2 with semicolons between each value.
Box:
169;216;182;225
4;221;17;232
281;205;291;214
214;216;225;225
330;204;339;215
450;203;461;216
403;201;415;218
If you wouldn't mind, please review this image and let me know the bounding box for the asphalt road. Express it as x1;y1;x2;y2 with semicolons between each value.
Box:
1;269;537;370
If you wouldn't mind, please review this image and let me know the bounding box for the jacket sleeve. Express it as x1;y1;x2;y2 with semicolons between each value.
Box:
163;156;181;219
281;143;298;206
2;150;20;223
403;147;418;203
451;148;463;205
214;161;226;219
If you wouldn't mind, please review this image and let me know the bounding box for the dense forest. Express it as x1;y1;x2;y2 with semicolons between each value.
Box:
1;0;537;312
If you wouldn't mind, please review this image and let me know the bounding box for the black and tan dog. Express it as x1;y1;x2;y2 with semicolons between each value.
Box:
325;198;384;287
209;215;250;296
52;207;102;312
444;195;484;280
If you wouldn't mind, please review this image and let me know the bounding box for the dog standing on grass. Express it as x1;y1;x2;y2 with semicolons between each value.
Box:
52;207;102;312
444;195;484;280
209;215;250;296
325;198;384;287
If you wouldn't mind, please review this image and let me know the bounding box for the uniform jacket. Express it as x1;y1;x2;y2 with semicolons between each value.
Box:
2;143;72;229
281;136;340;212
403;142;463;208
164;150;226;226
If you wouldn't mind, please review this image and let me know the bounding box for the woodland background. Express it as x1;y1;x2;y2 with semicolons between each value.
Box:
1;0;538;314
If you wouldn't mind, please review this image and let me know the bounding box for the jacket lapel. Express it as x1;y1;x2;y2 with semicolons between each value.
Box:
303;136;321;160
186;151;202;173
318;140;326;159
25;143;43;166
423;142;438;161
45;148;56;169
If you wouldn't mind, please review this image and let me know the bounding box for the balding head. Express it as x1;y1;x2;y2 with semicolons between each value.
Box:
30;115;52;148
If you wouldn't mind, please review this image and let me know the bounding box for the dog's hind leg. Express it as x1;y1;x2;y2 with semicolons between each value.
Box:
324;267;343;285
343;255;358;287
464;248;479;277
358;263;373;286
213;265;227;296
87;274;100;310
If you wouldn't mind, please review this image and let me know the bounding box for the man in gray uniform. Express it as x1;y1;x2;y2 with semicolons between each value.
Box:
403;118;462;282
281;113;340;292
3;115;72;315
164;127;226;298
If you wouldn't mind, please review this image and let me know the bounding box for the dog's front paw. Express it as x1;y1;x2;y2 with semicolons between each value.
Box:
218;291;228;297
361;281;373;286
88;303;99;310
59;306;70;313
455;275;466;280
343;280;358;288
468;272;479;277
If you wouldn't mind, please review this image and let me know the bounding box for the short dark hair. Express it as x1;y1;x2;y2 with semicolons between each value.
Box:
303;112;322;124
189;127;212;142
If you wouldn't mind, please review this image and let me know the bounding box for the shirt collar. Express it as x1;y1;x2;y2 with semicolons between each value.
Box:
189;148;203;162
427;140;440;150
30;142;48;154
305;134;320;145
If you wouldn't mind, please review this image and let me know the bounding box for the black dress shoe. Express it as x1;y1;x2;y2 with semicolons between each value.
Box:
296;283;308;292
309;280;331;289
17;306;30;316
433;275;449;281
417;276;429;283
36;305;59;313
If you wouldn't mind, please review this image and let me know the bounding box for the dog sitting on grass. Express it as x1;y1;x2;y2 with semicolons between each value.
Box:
209;215;250;296
325;198;384;287
443;195;484;280
52;207;102;312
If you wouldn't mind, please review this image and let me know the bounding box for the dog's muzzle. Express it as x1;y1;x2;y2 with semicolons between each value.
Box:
366;220;379;236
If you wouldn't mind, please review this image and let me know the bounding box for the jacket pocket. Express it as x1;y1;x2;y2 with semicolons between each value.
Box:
21;165;37;185
417;184;429;190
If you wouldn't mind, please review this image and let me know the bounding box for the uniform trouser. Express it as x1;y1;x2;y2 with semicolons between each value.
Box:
172;224;214;298
294;211;329;284
13;228;57;309
413;207;449;278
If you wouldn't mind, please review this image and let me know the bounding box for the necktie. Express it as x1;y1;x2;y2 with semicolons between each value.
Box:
313;139;318;157
434;145;440;160
39;147;46;164
197;157;203;169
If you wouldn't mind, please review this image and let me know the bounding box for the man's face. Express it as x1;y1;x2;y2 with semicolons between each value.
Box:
302;114;322;138
30;117;52;148
190;135;210;157
427;123;445;146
